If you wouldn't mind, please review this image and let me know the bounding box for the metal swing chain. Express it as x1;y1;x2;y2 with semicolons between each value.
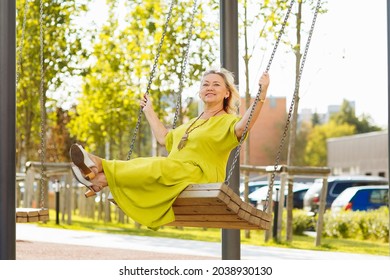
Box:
225;0;296;185
39;0;47;210
172;0;198;129
263;0;322;212
127;0;175;160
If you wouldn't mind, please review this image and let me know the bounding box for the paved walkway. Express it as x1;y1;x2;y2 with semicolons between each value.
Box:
16;223;390;260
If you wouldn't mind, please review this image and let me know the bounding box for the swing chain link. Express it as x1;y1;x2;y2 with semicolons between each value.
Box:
39;0;46;209
172;0;198;129
225;0;296;186
263;0;321;212
127;0;175;160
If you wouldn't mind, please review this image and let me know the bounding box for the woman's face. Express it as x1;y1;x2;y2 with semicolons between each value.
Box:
199;73;230;106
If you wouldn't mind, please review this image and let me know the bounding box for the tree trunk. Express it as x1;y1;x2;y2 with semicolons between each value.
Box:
286;1;302;243
243;0;252;239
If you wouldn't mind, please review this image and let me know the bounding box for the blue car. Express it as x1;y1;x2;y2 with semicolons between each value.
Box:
331;185;389;212
303;175;388;214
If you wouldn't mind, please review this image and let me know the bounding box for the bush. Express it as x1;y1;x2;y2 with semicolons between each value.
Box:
322;207;389;241
292;210;315;235
322;211;359;238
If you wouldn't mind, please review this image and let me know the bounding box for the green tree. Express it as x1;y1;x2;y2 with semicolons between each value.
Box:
304;120;355;166
292;121;312;166
239;0;292;239
311;111;321;126
16;0;90;170
68;1;136;158
330;99;381;134
280;0;327;243
68;0;218;158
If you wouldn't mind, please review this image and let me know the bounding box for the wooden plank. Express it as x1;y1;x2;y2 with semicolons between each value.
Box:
16;212;28;218
37;208;49;216
167;221;266;230
183;183;223;191
174;214;246;222
177;190;221;198
16;217;28;223
240;201;253;212
249;215;261;226
228;192;243;207
253;208;272;222
173;190;226;206
16;208;49;223
172;205;234;215
39;215;49;222
173;197;225;206
237;209;252;223
222;185;234;197
16;208;39;217
26;216;39;222
226;199;240;214
260;219;271;230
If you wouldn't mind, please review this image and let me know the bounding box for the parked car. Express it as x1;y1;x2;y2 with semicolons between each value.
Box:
251;182;310;210
240;180;279;206
331;185;389;212
303;175;388;214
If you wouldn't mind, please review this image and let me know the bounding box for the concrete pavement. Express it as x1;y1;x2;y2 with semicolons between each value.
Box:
16;223;390;260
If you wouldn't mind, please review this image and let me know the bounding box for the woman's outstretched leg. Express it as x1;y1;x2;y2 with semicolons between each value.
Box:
70;143;107;196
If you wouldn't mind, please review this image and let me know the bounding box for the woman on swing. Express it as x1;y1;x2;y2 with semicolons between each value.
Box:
70;68;270;229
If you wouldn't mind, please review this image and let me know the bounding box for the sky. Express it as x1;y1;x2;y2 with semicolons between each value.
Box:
255;0;388;128
78;0;388;128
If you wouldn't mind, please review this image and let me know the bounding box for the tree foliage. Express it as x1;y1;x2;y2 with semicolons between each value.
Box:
330;99;381;134
16;0;90;170
67;0;218;158
296;100;382;167
304;120;355;166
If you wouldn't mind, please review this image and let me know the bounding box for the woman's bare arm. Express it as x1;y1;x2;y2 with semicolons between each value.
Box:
141;94;169;145
235;72;270;140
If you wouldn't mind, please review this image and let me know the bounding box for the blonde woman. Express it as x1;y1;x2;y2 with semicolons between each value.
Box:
70;68;270;229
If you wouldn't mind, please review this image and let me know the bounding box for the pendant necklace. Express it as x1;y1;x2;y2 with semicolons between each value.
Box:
177;108;224;151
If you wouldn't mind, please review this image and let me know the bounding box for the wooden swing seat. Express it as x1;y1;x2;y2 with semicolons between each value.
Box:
16;208;49;223
109;183;272;230
167;183;271;230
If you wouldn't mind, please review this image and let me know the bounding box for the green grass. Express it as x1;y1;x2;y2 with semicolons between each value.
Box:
38;210;390;257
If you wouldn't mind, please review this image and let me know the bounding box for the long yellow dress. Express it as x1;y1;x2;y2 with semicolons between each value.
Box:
103;113;241;228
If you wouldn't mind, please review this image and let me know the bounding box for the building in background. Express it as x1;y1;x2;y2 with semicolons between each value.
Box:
239;96;287;166
327;131;388;178
298;100;357;127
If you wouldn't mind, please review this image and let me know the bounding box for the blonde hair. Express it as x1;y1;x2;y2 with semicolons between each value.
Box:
201;68;240;115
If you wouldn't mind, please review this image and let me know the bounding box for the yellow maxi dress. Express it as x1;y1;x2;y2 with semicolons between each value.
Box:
103;113;242;229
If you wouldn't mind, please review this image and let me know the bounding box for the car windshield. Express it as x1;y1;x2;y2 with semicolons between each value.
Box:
332;188;357;206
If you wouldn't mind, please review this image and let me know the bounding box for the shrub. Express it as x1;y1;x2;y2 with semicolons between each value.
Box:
291;210;315;235
323;211;359;238
322;208;389;241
